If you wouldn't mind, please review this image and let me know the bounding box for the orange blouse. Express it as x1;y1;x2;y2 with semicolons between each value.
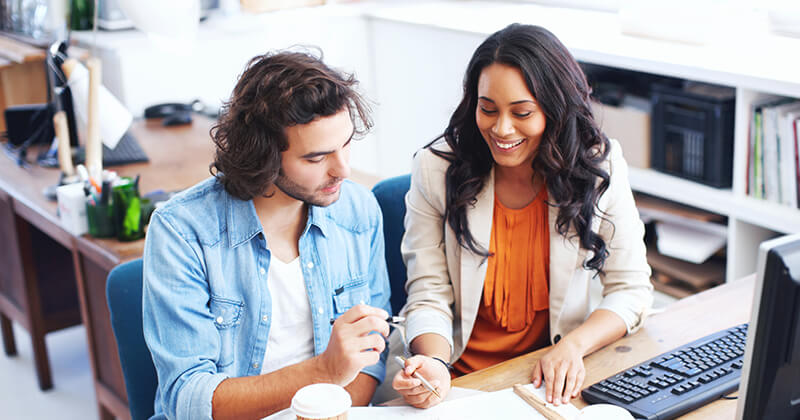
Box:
452;187;550;376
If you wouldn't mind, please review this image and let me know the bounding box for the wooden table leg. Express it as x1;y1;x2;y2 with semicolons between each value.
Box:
99;402;115;420
0;313;16;356
30;326;53;390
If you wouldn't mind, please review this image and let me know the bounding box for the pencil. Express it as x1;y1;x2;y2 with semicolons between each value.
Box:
395;355;442;399
329;315;405;325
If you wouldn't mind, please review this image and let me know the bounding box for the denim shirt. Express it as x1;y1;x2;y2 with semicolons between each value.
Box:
142;177;391;420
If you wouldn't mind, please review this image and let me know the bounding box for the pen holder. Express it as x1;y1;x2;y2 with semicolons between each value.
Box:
86;201;115;238
113;178;145;241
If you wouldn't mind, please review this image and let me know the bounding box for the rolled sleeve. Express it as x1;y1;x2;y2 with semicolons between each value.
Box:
405;308;454;355
176;372;230;420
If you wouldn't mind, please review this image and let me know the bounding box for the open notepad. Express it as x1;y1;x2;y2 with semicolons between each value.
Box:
268;384;580;420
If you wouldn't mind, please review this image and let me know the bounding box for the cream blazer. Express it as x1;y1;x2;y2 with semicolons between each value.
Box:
400;139;653;361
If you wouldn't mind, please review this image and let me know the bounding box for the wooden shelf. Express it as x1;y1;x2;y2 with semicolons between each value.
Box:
628;168;800;234
628;168;736;216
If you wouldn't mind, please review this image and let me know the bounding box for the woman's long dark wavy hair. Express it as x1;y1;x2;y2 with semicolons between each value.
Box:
431;23;612;274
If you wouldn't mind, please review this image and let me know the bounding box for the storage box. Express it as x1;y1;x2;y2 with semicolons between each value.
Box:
592;100;651;168
650;83;735;188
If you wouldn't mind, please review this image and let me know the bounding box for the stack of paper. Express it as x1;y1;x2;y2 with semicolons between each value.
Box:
655;218;727;264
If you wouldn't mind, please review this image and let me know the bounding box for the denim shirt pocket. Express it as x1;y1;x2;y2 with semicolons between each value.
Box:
209;296;244;368
332;277;370;315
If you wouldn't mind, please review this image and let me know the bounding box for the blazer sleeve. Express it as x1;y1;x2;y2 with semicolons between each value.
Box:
400;148;456;353
594;139;654;334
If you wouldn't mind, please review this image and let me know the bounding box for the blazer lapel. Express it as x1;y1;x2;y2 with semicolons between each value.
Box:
458;168;494;354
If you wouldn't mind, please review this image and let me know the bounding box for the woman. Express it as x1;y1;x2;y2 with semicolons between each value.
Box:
391;23;653;408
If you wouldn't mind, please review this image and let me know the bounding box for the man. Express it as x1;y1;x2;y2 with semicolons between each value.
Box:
142;51;391;420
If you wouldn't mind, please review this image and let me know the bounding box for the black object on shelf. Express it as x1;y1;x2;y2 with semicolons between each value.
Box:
650;83;735;188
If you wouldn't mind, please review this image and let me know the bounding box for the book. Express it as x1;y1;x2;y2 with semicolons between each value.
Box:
774;102;800;207
754;110;764;199
751;97;795;201
795;117;800;208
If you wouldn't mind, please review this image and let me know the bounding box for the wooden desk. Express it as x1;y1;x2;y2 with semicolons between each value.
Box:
452;275;755;419
0;117;216;419
0;115;382;419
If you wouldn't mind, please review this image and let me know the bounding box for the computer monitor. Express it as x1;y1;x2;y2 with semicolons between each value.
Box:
736;233;800;419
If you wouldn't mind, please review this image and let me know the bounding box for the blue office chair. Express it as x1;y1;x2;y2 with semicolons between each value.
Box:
106;258;157;420
372;174;411;316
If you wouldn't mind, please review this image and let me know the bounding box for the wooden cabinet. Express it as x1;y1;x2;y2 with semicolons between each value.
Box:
0;36;47;132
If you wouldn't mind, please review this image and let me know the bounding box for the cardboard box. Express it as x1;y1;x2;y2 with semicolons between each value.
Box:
592;100;651;168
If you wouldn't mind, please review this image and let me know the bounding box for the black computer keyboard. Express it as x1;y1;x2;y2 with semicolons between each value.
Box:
103;132;149;166
582;324;748;420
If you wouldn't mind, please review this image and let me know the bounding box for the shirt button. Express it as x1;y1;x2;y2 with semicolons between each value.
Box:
262;315;269;322
253;362;259;369
317;307;323;314
306;262;314;269
259;267;266;275
216;316;224;324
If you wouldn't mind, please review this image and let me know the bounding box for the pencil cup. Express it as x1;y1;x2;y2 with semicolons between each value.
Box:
86;201;115;238
56;182;89;236
291;383;351;420
112;178;145;241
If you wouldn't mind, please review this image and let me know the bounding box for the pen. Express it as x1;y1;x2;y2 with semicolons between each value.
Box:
394;355;442;399
329;315;405;325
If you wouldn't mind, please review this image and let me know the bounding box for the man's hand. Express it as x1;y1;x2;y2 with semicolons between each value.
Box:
531;337;586;406
317;304;390;386
392;355;451;408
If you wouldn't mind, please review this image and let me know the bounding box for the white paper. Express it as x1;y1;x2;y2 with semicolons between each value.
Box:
655;218;727;264
67;61;132;150
267;384;579;420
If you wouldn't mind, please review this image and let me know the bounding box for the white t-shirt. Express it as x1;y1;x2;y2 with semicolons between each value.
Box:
260;256;315;375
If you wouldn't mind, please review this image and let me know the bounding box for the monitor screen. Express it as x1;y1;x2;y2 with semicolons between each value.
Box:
736;233;800;419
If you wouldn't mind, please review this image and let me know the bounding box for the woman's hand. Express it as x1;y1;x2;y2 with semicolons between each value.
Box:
392;355;451;408
531;337;586;406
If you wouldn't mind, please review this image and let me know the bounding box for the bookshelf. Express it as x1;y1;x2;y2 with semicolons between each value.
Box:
362;1;800;285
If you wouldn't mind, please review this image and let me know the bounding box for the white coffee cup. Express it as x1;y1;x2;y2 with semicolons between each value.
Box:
291;383;351;420
576;403;636;420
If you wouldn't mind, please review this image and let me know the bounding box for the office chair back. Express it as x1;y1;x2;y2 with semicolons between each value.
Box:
371;175;411;316
106;258;157;420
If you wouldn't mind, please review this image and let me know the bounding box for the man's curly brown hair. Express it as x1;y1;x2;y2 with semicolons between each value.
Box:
210;50;372;200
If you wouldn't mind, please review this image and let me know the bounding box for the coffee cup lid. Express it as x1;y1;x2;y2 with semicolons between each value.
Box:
577;403;635;420
291;383;351;419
